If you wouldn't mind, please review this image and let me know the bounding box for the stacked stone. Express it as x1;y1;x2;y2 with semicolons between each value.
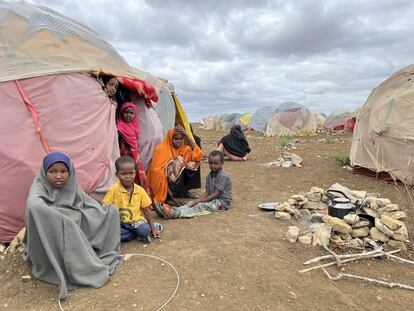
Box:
277;189;409;250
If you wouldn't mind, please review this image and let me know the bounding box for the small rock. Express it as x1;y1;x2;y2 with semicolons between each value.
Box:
353;220;370;228
375;218;394;237
311;213;324;223
298;233;312;245
331;235;344;243
303;201;320;210
275;202;291;211
305;192;322;202
285;226;300;243
369;200;380;210
21;275;31;282
133;289;138;293
287;198;297;205
0;243;5;253
291;154;303;167
370;227;389;242
378;204;399;214
386;239;407;250
382;211;407;220
376;198;392;207
343;213;360;225
362;207;379;218
281;161;293;168
274;211;291;220
299;209;311;217
321;195;329;203
351;227;370;238
347;238;364;247
350;190;367;200
309;186;325;194
312;224;331;246
392;224;408;242
380;215;403;231
338;232;352;241
284;204;298;215
322;215;352;234
0;255;4;261
291;194;306;202
293;209;302;219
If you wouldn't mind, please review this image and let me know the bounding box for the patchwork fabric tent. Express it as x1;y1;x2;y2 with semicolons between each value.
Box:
325;109;352;132
239;113;252;126
314;112;326;129
265;102;316;137
350;64;414;184
249;106;276;132
0;1;177;242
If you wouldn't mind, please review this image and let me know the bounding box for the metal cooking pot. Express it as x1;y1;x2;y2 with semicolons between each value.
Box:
326;190;357;219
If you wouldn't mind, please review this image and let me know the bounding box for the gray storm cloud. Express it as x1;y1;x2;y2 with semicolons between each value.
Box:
28;0;414;120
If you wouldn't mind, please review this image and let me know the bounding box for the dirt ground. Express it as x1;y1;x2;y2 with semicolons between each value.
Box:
1;128;414;311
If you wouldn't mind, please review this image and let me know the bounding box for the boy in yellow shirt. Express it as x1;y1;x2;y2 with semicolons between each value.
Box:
103;156;162;243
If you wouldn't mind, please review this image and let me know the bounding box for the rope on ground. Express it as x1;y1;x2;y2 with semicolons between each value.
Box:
56;253;180;311
124;253;180;311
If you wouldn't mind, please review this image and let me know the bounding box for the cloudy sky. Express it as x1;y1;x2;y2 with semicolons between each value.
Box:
28;0;414;120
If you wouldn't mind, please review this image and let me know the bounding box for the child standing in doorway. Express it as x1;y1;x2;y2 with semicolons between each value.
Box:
117;102;149;193
103;156;162;243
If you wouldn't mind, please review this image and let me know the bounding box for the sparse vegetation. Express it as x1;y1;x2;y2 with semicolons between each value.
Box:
325;137;337;144
334;153;350;166
279;137;293;149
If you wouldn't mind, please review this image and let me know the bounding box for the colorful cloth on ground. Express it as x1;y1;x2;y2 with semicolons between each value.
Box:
220;125;251;158
206;169;232;209
171;199;224;218
103;181;152;224
147;128;203;203
24;153;123;299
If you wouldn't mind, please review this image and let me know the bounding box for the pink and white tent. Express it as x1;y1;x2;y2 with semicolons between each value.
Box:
0;1;164;242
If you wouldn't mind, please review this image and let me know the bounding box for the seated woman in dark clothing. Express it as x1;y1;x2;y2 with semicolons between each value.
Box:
217;125;251;161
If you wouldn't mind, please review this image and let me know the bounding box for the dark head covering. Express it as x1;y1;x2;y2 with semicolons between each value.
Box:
42;151;71;173
220;125;251;157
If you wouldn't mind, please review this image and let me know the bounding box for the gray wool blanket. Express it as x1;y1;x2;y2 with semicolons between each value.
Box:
24;161;123;299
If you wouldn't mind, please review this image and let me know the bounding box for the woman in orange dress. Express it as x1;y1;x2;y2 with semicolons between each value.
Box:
147;126;203;205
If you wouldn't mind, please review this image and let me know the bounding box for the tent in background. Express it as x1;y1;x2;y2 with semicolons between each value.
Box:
325;109;352;132
265;102;317;137
239;113;252;127
350;64;414;184
248;106;276;132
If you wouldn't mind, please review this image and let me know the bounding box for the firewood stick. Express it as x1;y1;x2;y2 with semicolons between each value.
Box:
303;248;384;265
322;268;414;291
322;244;342;267
299;249;400;273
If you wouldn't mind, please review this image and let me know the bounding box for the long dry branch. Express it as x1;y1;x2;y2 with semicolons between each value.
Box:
303;248;384;265
299;249;400;273
322;268;414;291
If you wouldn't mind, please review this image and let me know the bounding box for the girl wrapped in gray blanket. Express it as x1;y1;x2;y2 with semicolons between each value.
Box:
24;151;123;299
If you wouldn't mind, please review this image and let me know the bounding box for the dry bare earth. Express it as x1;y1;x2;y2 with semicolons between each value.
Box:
1;128;414;311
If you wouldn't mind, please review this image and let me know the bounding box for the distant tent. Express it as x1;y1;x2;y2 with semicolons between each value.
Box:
314;112;326;129
249;106;276;132
202;115;217;130
239;113;252;126
265;102;316;137
350;64;414;184
325;109;352;132
216;114;229;131
222;113;242;131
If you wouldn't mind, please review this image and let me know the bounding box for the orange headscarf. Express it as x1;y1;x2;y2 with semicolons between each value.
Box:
147;128;203;203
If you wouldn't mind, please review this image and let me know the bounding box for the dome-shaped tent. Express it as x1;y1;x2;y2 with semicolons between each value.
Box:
350;64;414;184
265;102;316;137
325;109;352;132
0;1;168;242
248;106;276;132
